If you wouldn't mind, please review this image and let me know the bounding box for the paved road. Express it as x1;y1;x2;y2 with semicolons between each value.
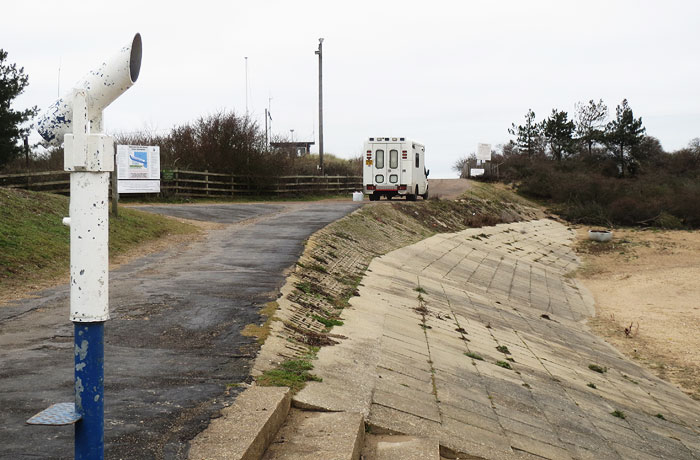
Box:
0;201;360;460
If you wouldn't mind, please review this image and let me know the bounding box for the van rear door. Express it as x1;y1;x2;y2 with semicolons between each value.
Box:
373;142;401;190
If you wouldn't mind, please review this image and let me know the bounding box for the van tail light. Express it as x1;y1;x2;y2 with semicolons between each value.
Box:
398;185;407;191
366;185;375;191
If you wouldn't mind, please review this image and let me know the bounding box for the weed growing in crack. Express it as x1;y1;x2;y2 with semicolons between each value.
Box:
465;351;483;361
295;281;313;294
496;345;510;354
310;263;328;273
588;364;607;374
257;359;323;393
312;315;344;328
495;360;512;370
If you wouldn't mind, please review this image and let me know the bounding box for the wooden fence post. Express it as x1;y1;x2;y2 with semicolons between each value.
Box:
174;169;179;197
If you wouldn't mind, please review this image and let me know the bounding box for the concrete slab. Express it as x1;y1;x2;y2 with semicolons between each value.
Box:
261;409;364;460
188;386;290;460
367;435;440;460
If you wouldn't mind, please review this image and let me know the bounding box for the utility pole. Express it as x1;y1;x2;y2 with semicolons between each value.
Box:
315;38;324;175
245;56;248;116
265;108;268;148
268;96;273;146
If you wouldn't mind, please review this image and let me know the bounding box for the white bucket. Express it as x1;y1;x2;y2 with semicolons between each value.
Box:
588;229;613;242
352;191;364;202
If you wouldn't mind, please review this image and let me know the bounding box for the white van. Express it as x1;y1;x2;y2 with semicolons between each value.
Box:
362;137;429;201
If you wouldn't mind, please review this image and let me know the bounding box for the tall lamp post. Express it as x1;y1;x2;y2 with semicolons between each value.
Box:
315;38;324;175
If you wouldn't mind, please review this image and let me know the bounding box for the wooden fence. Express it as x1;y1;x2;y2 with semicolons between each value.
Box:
0;169;363;197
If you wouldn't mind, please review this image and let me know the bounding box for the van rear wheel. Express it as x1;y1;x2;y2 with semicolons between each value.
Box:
369;193;379;201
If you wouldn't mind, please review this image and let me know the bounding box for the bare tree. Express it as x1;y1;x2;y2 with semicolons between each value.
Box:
453;153;476;178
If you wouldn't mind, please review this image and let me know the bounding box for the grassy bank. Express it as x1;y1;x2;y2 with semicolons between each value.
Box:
0;188;197;299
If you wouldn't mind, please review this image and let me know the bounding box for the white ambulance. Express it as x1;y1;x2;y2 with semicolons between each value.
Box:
362;137;429;201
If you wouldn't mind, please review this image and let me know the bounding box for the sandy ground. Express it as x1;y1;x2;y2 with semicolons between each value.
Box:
427;178;472;199
575;227;700;400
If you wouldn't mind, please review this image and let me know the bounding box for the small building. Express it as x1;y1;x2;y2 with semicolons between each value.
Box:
270;141;315;157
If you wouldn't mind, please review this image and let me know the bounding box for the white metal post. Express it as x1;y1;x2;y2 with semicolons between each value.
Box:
29;33;142;460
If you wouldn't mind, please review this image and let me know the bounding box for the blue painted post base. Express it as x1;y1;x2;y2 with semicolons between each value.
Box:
74;322;105;460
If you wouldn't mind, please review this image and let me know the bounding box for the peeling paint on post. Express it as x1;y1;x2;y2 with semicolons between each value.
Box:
34;33;142;460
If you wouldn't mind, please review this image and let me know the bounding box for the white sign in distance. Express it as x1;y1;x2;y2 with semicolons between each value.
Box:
470;168;485;177
476;143;492;161
116;145;160;193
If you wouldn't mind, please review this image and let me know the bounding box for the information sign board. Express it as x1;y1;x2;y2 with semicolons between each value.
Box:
116;145;160;193
476;143;492;161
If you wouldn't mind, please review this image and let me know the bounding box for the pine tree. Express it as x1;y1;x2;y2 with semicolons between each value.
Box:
544;109;575;162
0;49;37;168
604;99;645;177
508;109;544;158
574;99;608;156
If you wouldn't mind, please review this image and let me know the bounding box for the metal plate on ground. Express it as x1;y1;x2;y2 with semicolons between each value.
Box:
27;403;81;425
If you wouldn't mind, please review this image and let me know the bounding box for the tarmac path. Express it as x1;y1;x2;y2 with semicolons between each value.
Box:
0;201;360;460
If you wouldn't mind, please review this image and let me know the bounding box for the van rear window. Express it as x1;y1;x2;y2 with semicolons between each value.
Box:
389;150;398;169
376;150;384;169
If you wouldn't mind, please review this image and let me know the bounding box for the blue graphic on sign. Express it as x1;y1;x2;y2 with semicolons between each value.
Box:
129;151;148;168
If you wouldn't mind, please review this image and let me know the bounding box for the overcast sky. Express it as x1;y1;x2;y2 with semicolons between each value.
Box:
4;1;700;177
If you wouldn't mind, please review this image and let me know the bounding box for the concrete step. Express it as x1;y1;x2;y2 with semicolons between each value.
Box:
262;409;364;460
363;434;441;460
188;386;291;460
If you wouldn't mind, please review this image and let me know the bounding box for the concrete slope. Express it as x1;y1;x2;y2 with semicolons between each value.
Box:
296;219;700;460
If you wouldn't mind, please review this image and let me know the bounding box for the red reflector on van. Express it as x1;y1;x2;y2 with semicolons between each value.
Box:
366;185;375;190
398;185;407;190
